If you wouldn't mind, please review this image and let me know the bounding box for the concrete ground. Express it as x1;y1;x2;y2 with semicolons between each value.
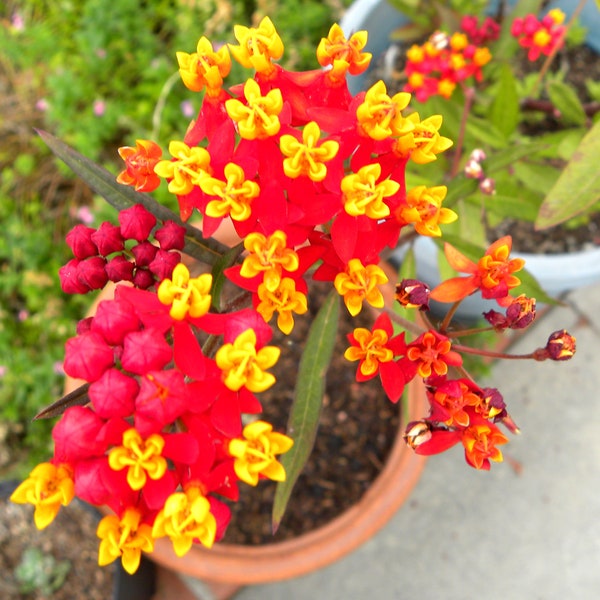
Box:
175;282;600;600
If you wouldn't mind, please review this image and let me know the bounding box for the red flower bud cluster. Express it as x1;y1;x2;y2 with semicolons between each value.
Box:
59;205;185;293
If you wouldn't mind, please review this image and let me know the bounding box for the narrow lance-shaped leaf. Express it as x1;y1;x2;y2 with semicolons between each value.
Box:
536;119;600;229
36;129;231;265
272;291;340;532
34;384;90;420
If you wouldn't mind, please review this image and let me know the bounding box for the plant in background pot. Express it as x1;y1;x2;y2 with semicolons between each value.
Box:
343;0;600;318
10;15;576;590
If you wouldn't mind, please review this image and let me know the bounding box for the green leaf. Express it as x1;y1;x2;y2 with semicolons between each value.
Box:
36;129;230;266
489;64;519;139
484;140;550;173
272;291;340;532
465;114;509;149
513;161;560;196
547;80;587;126
536;119;600;229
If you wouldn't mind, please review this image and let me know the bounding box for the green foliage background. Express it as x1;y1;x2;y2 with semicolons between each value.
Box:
0;0;351;477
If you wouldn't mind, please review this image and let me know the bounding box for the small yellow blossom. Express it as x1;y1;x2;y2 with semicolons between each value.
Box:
257;277;308;334
394;113;453;164
199;163;260;221
356;81;413;140
228;420;294;486
152;487;217;556
342;163;399;219
280;121;339;181
158;263;213;320
97;507;154;574
10;462;74;529
240;231;299;292
397;185;457;237
225;79;283;140
317;24;372;84
215;329;280;392
344;327;393;377
229;16;284;77
334;259;388;316
108;429;168;491
176;36;231;96
154;141;211;196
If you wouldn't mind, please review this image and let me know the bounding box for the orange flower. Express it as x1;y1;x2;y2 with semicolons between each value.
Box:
117;140;162;192
430;236;525;306
462;420;509;470
406;330;462;378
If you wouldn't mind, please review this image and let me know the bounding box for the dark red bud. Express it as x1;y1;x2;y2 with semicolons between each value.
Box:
76;256;108;290
66;225;98;259
155;221;186;251
91;221;125;255
105;255;134;283
118;204;157;242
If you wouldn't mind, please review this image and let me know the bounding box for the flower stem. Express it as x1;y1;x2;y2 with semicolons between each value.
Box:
452;342;534;360
450;86;475;179
383;307;427;337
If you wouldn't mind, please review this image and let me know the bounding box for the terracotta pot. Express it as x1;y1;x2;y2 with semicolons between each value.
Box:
146;377;427;586
63;273;427;591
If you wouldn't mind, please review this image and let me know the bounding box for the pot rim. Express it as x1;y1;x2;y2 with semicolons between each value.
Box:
148;378;428;584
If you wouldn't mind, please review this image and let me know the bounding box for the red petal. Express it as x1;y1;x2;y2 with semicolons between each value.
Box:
380;361;406;404
174;321;207;380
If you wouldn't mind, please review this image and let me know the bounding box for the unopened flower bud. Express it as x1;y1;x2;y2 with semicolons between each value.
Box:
469;148;486;163
154;221;186;251
404;421;433;449
77;256;108;290
479;177;495;195
66;225;98;259
118;204;157;242
395;279;430;310
91;221;124;255
464;158;483;179
545;329;576;361
131;241;158;267
149;249;180;281
59;259;90;294
133;267;155;290
105;255;134;283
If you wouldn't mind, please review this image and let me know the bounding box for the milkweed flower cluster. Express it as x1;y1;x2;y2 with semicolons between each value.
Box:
404;9;567;101
12;16;576;574
510;9;566;61
403;17;496;101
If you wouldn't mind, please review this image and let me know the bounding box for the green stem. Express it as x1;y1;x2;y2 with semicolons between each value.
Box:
450;86;475;179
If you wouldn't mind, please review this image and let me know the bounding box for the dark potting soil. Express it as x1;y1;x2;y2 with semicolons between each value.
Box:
221;281;401;545
0;482;114;599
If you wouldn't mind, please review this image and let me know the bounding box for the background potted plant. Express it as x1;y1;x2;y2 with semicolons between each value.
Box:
9;14;576;594
342;0;600;319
